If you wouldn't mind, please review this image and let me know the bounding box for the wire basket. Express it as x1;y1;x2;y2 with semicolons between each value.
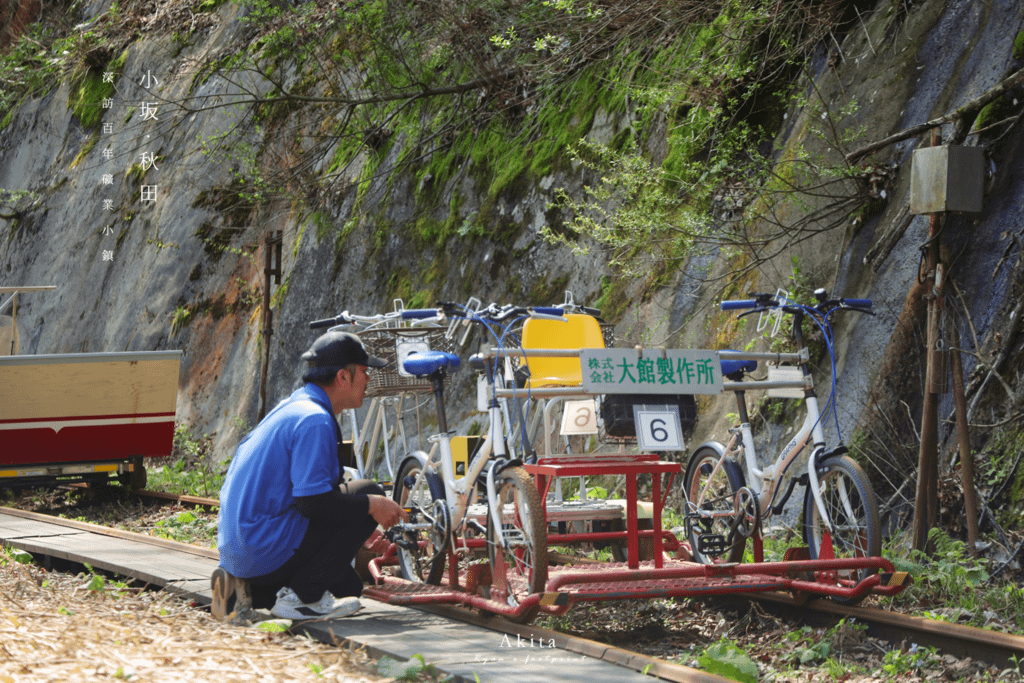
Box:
361;327;456;396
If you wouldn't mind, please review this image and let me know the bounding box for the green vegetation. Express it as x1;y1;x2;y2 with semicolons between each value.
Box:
0;12;131;131
174;0;854;302
170;305;192;337
152;509;218;545
147;425;226;498
70;132;100;168
67;49;123;130
0;546;33;566
80;562;133;597
889;528;1024;631
529;273;571;306
881;643;939;677
124;163;146;186
4;0;885;308
593;276;629;324
1015;30;1024;61
975;96;1017;136
769;619;875;679
196;0;228;13
376;653;452;682
697;639;758;682
0;21;72;126
978;426;1024;529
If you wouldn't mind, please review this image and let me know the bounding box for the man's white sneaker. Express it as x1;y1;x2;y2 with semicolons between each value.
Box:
270;587;361;620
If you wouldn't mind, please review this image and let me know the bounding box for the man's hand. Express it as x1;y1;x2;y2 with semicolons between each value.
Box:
367;495;409;528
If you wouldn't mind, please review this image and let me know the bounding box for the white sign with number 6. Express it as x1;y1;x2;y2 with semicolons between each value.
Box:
631;404;685;451
560;399;600;435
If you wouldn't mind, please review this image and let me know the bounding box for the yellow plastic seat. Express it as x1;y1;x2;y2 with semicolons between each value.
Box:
520;313;605;388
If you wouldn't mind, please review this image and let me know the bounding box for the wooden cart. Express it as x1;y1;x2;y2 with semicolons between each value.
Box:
0;351;182;488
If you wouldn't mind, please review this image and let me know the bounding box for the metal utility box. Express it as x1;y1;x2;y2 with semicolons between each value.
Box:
910;144;984;214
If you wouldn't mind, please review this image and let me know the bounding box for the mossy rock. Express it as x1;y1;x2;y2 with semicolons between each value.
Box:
975;97;1015;134
528;273;571;306
1014;30;1024;61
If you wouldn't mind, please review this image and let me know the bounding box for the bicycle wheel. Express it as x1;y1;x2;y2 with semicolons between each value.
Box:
802;454;881;605
392;458;446;585
682;445;746;564
486;467;548;623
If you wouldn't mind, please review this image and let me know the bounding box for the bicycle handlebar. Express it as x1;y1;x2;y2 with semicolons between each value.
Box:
721;299;758;311
309;317;341;329
309;311;367;329
400;308;440;320
310;299;597;331
308;308;435;330
720;292;873;316
442;302;562;324
531;306;564;316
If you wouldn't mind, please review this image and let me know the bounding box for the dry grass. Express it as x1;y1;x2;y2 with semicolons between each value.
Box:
0;549;391;683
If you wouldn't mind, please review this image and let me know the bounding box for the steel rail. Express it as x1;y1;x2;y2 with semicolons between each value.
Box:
134;489;220;510
727;591;1024;670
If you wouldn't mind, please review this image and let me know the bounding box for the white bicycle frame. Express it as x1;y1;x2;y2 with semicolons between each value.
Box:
692;349;836;535
399;352;519;553
348;393;420;481
400;304;581;561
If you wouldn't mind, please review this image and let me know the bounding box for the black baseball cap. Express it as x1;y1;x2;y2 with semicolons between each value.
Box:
301;331;387;383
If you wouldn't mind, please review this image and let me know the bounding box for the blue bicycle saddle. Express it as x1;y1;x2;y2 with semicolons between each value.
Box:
402;350;461;376
720;354;757;379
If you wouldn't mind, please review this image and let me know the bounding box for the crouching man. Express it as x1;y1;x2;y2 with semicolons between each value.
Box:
212;331;407;621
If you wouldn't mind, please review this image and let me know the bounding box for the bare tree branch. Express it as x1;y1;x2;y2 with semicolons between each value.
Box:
846;67;1024;164
177;71;516;115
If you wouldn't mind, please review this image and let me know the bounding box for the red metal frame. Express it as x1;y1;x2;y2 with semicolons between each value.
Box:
361;446;913;622
366;538;909;620
526;454;679;569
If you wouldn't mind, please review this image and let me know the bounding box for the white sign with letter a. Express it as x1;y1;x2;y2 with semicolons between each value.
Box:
560;399;599;435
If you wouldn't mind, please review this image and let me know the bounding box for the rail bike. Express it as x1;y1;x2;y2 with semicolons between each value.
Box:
340;293;911;623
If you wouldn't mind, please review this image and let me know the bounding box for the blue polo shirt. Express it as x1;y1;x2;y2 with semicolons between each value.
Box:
217;384;341;578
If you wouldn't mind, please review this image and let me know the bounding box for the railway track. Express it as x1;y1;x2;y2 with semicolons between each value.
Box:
7;498;1024;678
728;592;1024;670
134;488;220;510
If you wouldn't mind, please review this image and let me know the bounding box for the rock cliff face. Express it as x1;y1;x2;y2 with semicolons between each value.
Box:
2;0;1024;515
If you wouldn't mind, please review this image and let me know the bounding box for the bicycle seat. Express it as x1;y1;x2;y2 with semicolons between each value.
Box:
720;354;757;380
402;350;461;376
520;313;605;388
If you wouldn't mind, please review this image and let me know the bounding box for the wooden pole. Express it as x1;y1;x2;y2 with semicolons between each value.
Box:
10;292;16;356
951;340;980;555
912;130;945;553
258;231;283;421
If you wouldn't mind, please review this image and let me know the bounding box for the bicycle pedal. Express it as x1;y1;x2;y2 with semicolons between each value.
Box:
685;513;716;534
394;536;418;551
697;534;730;555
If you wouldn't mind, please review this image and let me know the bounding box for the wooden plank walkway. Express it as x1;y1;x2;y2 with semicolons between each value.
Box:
0;507;727;683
